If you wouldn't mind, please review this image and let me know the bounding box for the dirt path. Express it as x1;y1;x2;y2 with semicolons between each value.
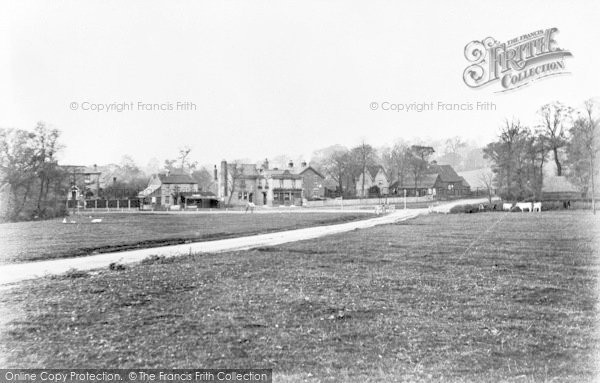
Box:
0;199;492;286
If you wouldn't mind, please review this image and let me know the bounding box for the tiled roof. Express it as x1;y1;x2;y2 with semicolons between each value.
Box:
367;165;386;180
428;164;462;182
265;169;303;179
391;174;440;189
158;173;196;184
296;166;325;179
542;175;580;193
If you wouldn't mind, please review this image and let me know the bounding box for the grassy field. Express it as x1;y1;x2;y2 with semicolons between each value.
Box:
0;211;371;264
0;211;598;382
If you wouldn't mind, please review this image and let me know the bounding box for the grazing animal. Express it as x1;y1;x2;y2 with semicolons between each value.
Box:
91;218;103;223
533;202;542;212
502;203;513;211
515;202;533;212
245;202;256;213
62;217;67;223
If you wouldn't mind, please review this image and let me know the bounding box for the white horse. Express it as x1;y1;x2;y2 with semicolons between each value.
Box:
515;202;533;212
245;202;256;213
533;202;542;212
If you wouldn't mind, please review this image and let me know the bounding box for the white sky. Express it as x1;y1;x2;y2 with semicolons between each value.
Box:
1;0;599;168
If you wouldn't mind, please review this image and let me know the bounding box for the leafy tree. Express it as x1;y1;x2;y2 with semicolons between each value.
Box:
0;123;67;220
484;119;546;200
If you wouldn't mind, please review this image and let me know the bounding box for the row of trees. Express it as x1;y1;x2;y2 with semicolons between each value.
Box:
0;125;218;221
484;99;599;210
0;122;68;220
310;140;471;197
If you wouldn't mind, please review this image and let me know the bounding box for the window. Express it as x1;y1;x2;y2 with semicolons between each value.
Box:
448;184;454;191
165;196;170;204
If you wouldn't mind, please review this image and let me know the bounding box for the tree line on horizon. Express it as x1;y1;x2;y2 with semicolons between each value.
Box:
483;99;598;209
1;98;597;221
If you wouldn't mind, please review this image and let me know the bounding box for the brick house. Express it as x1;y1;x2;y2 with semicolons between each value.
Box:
287;160;328;200
61;165;102;201
218;160;304;206
138;171;198;207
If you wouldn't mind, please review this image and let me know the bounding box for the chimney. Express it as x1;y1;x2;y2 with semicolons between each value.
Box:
113;176;117;184
288;160;294;168
301;161;307;168
93;164;97;171
213;165;218;182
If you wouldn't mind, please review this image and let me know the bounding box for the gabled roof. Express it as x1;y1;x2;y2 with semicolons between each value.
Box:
428;164;462;183
297;166;325;179
265;169;303;179
391;174;441;189
158;173;196;184
542;175;580;193
138;183;161;197
367;165;387;180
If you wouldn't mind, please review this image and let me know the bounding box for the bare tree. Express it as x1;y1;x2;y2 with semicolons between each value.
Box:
479;169;495;204
350;141;376;197
408;145;435;192
538;102;573;176
566;99;599;214
226;161;245;206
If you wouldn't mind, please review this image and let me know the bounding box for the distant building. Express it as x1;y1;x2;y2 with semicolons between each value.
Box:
390;163;469;197
355;165;390;197
61;165;102;200
288;160;329;200
541;175;581;200
138;171;198;207
218;159;304;206
390;174;443;197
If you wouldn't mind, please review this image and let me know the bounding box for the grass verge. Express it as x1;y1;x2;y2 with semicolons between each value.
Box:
0;211;598;382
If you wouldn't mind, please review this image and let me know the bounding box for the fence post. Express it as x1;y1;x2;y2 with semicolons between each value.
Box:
128;199;131;210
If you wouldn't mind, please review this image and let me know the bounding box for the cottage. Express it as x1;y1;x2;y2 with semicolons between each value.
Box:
138;171;198;207
390;163;469;197
390;174;443;197
355;165;390;197
428;164;470;196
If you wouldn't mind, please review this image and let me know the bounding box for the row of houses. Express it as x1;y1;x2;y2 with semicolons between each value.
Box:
63;158;474;208
356;163;470;198
29;156;587;210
